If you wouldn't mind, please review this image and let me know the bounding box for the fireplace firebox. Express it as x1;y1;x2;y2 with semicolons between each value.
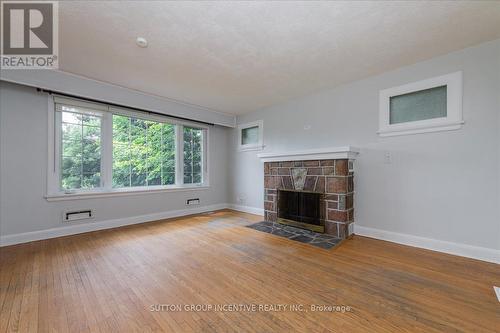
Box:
278;190;325;233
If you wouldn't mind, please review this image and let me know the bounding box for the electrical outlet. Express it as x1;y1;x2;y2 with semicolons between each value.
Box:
238;193;247;204
384;151;392;164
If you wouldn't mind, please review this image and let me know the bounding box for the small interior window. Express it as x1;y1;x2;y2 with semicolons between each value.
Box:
378;71;463;137
238;120;263;151
241;126;259;145
389;85;447;124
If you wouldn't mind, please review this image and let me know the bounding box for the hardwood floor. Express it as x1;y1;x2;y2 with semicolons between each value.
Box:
1;210;499;332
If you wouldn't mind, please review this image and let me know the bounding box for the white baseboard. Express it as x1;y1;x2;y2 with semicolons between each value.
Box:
226;204;264;216
0;203;228;247
355;225;500;264
4;205;495;265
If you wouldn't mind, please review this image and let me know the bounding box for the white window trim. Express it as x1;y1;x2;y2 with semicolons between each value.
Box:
45;185;211;201
46;95;209;200
378;71;464;137
237;120;264;151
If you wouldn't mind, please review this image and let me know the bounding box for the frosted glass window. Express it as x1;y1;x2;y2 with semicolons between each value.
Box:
389;86;447;124
241;126;259;145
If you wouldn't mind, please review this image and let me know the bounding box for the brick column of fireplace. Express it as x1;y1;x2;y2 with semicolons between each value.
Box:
264;159;354;239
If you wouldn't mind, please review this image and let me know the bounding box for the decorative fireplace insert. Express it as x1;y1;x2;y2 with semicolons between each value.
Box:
277;189;325;233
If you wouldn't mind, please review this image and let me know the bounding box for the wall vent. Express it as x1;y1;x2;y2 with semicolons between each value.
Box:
63;210;92;222
186;198;200;206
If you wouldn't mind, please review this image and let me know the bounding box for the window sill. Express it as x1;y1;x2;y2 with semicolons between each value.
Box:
378;120;464;137
46;185;209;201
238;145;265;152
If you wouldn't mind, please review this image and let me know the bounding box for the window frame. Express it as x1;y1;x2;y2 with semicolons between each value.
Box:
378;71;464;137
47;96;209;200
237;120;264;151
56;104;106;192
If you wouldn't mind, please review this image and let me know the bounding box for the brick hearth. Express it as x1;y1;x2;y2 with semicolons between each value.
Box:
264;159;354;239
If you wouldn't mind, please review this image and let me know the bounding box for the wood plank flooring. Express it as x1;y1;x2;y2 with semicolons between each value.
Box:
1;210;499;332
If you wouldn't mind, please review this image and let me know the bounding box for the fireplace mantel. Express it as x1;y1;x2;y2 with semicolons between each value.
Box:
257;146;359;162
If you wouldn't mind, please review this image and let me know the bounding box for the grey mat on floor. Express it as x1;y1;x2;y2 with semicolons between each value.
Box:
246;221;342;249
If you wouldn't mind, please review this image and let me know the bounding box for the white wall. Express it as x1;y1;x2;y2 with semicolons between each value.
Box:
0;81;230;241
229;40;500;253
0;70;236;127
1;40;499;262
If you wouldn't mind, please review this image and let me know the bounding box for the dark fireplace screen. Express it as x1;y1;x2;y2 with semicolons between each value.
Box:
278;190;322;226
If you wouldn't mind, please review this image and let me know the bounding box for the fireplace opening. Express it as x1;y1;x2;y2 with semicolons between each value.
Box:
277;190;324;233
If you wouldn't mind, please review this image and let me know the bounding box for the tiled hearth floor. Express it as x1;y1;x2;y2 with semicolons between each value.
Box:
246;221;342;249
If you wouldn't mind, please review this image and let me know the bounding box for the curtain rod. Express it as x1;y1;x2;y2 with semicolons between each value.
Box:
36;88;215;126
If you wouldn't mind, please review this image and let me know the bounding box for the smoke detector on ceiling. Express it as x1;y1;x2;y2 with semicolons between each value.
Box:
136;37;148;48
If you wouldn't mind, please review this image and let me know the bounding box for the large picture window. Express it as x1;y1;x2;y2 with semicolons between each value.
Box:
59;107;102;190
49;96;208;198
183;126;203;184
112;115;176;187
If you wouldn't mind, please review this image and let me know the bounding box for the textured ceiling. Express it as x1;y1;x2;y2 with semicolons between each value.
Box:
59;1;500;115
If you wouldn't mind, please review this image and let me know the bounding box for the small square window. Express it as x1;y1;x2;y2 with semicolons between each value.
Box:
379;71;463;137
241;126;259;145
238;120;263;151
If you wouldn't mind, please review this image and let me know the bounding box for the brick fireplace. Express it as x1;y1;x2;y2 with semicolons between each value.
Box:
259;147;358;239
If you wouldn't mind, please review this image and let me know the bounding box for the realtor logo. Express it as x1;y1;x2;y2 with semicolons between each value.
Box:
1;1;58;68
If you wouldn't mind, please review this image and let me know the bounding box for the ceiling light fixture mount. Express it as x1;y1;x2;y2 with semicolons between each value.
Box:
136;37;148;48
